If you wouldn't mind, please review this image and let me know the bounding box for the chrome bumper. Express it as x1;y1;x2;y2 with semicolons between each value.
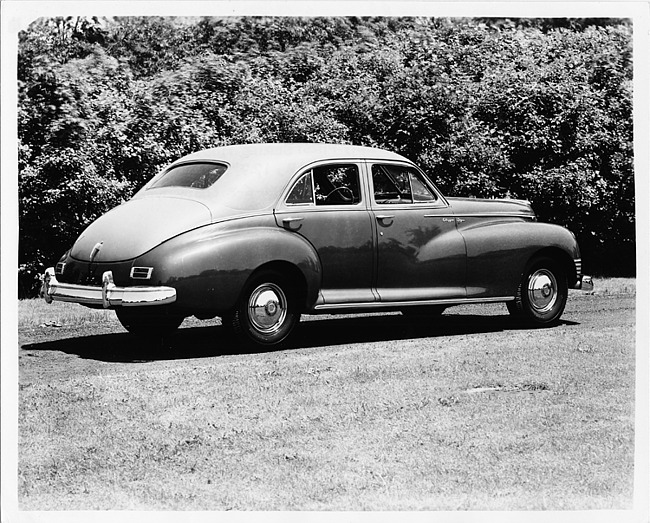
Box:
41;268;176;308
575;275;594;292
573;259;593;291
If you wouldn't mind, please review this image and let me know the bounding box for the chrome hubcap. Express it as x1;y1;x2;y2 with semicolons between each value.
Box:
527;269;557;313
248;283;287;335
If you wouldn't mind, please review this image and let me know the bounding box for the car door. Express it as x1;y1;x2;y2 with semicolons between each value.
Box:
274;161;376;305
368;162;467;302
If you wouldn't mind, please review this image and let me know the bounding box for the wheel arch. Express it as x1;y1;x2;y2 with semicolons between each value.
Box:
243;260;312;312
528;246;577;286
508;248;571;325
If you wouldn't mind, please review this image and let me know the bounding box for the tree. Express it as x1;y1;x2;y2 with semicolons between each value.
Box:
17;16;634;295
19;48;134;295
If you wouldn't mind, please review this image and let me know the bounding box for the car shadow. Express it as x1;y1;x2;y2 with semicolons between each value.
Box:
21;313;579;364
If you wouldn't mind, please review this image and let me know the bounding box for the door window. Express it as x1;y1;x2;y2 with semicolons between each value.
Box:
372;164;437;204
314;164;361;205
286;164;361;206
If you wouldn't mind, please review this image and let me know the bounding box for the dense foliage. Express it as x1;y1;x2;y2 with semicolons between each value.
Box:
18;16;634;295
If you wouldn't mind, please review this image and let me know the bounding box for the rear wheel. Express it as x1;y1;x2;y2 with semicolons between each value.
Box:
116;307;184;337
508;256;567;325
230;270;299;348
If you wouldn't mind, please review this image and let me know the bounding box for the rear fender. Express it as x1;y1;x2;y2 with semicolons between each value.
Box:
134;221;321;313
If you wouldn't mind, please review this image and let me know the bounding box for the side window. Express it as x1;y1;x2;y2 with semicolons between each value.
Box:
286;171;314;205
372;164;437;204
313;164;361;206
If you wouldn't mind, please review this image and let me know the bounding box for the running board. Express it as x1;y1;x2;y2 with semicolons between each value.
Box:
311;296;514;313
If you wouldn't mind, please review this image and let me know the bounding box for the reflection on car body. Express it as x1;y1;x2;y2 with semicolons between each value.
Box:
41;143;593;347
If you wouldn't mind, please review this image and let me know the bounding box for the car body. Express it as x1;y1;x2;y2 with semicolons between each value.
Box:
41;143;593;346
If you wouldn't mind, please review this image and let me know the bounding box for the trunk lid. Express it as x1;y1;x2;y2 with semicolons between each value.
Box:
70;196;212;262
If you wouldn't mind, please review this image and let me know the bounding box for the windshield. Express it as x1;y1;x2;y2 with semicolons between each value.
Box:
149;162;228;189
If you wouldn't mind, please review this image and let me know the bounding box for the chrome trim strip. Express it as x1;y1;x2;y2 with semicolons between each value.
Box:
41;268;176;308
458;212;535;217
313;296;514;311
424;213;534;218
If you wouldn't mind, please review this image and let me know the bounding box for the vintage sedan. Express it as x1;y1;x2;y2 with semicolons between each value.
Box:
41;143;592;347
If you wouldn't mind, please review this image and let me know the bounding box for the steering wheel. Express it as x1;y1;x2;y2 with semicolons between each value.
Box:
324;186;355;202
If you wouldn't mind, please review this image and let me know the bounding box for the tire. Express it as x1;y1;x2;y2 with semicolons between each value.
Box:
508;256;568;325
230;270;299;348
116;307;184;337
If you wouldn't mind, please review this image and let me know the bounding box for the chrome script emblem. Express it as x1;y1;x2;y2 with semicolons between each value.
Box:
89;241;104;263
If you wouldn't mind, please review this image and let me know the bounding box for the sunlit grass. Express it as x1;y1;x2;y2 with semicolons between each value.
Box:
588;277;636;295
17;283;636;510
18;300;117;329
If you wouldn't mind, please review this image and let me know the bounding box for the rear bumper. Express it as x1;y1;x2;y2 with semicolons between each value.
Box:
41;268;176;308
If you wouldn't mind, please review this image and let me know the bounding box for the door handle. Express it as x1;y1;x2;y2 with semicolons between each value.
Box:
376;215;395;227
282;217;304;230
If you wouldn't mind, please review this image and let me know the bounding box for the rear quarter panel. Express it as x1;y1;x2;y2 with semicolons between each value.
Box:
133;215;322;314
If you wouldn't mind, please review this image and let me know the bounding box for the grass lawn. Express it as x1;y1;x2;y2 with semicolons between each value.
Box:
15;278;638;511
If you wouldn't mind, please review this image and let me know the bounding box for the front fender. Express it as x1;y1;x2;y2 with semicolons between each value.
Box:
458;220;580;297
133;216;322;313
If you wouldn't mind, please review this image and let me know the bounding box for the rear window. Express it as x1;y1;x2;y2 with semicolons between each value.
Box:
149;162;228;189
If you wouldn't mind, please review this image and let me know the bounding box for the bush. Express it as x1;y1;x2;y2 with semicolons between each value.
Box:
17;17;634;295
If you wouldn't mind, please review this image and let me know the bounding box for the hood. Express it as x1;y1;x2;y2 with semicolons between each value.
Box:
446;197;536;217
70;196;212;262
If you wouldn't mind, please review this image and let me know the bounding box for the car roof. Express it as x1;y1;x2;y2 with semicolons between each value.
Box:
175;143;408;170
141;143;412;216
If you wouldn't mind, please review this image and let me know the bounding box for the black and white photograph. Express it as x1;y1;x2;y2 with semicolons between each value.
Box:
1;1;648;521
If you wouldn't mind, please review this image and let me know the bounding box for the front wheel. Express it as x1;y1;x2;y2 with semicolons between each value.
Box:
508;256;567;325
230;270;299;348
